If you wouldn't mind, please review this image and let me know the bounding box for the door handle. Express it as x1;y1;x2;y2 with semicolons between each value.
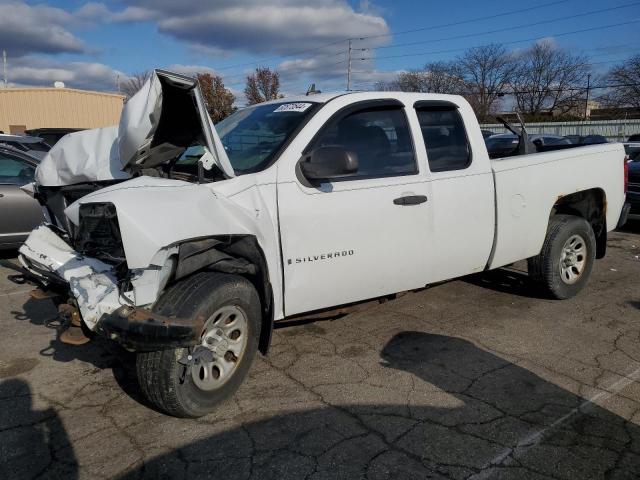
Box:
393;195;428;206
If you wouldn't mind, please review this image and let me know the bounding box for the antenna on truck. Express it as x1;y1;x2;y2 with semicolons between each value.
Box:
495;112;536;156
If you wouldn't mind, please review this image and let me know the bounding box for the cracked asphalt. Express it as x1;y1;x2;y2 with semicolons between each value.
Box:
2;225;640;480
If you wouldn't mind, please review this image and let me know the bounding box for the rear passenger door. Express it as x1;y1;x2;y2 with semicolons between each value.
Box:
413;101;495;280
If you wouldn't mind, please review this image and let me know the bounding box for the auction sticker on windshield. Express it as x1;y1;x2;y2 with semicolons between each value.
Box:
274;103;313;113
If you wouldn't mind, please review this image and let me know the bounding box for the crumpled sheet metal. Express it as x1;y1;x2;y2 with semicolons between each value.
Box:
18;226;121;330
35;126;131;187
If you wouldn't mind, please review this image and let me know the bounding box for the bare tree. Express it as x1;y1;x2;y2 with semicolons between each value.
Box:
375;62;466;94
197;73;236;123
512;42;590;116
420;61;467;94
244;67;282;105
456;44;518;121
121;71;151;99
599;55;640;109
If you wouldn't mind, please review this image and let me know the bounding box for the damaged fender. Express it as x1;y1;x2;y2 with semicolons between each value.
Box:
20;173;283;338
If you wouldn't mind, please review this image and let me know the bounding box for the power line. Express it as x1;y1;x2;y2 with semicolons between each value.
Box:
352;0;572;41
197;0;574;77
355;19;640;62
282;54;637;93
359;2;640;53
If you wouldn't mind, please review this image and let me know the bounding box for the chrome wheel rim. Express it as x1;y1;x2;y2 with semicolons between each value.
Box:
559;234;587;285
191;305;248;391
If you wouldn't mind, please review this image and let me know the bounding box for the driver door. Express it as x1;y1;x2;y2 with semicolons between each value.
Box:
277;100;432;316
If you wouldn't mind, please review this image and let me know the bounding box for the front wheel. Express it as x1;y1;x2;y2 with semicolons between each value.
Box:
136;272;261;418
528;214;596;299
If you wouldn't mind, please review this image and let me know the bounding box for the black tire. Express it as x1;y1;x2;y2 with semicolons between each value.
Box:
136;272;261;418
528;214;596;299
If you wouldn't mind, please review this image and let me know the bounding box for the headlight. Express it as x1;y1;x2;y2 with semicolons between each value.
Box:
75;202;126;264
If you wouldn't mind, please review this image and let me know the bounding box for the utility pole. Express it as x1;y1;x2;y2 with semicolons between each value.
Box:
584;73;591;120
2;50;7;88
347;38;352;91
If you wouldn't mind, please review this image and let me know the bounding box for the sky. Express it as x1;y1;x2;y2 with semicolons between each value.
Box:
1;0;638;103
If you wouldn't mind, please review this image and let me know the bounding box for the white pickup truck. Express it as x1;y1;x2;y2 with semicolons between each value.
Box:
18;70;629;417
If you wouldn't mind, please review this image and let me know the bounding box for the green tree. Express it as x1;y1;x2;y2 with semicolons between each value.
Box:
197;73;236;123
244;67;282;105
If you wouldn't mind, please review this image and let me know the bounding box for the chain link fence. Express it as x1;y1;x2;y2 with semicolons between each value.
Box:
480;119;640;142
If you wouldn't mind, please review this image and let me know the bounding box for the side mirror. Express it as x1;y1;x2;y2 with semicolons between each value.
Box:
299;146;358;182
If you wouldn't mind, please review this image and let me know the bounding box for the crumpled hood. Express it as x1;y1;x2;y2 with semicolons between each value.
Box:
35;69;234;187
36;126;131;187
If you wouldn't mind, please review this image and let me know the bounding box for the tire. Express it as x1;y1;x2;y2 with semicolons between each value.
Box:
528;214;596;299
136;272;261;418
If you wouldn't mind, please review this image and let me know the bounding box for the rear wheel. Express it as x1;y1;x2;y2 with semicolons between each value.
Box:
528;214;596;299
136;272;261;418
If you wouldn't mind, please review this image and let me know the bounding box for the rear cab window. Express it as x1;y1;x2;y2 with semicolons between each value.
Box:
414;102;472;172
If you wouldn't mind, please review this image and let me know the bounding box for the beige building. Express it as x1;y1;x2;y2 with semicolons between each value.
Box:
0;86;124;134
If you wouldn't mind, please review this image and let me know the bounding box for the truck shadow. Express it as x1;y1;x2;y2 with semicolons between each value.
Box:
464;267;549;299
617;218;640;234
0;378;78;479
115;331;640;480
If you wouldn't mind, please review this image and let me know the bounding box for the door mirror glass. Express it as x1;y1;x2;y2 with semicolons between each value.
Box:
299;146;358;181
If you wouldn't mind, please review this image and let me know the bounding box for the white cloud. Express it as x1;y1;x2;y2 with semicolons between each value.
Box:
113;0;389;57
8;56;125;92
0;1;85;56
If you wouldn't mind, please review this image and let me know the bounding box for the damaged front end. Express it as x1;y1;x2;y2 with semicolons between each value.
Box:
18;68;280;353
18;193;270;351
18;221;208;350
18;220;198;350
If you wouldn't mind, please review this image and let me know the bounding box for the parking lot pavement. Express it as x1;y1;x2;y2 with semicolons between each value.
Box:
1;228;639;480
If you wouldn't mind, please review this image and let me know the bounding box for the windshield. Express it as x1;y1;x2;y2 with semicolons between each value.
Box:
215;101;318;174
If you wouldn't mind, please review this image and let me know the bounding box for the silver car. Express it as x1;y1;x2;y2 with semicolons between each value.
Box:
0;146;43;249
0;134;51;159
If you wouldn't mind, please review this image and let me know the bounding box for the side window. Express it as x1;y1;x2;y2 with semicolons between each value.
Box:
0;153;35;185
313;106;417;179
415;106;471;172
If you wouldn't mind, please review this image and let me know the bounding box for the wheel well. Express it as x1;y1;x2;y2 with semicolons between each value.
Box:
552;188;607;259
165;235;274;354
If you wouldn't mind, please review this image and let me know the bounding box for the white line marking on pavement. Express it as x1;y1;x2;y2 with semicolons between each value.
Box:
469;365;640;478
0;288;32;298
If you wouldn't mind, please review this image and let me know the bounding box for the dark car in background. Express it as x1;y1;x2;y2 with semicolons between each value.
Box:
0;146;44;249
25;128;83;147
625;143;640;221
566;134;609;145
485;133;571;159
481;129;495;139
0;134;51;159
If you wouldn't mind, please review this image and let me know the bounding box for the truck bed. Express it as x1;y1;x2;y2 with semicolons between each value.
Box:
488;143;626;269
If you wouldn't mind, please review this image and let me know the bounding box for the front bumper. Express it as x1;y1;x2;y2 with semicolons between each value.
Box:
18;225;200;350
19;225;121;330
96;306;202;351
